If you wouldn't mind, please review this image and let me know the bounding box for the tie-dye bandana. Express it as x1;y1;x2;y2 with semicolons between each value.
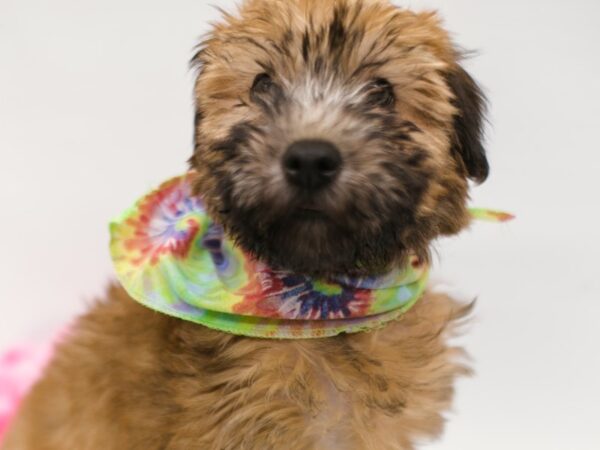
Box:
109;173;513;340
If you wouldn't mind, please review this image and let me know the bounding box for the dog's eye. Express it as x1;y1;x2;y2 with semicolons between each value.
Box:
252;73;275;94
367;78;395;107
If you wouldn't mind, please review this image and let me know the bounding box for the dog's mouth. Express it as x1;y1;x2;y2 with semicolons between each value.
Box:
223;194;412;277
291;202;328;221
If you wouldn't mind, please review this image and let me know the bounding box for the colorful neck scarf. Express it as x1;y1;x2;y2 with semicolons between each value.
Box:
109;173;512;339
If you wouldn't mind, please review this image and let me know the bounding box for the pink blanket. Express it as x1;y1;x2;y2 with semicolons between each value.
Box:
0;340;57;443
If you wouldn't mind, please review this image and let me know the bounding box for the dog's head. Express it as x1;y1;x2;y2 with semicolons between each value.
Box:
189;0;488;276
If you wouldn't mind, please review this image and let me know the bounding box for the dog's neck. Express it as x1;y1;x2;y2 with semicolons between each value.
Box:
109;173;512;339
110;173;431;339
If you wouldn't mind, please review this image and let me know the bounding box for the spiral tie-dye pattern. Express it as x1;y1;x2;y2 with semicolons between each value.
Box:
108;173;512;339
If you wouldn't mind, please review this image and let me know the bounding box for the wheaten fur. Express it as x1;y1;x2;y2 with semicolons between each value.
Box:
4;1;490;448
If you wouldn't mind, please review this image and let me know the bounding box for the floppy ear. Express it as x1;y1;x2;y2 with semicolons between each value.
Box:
446;66;489;183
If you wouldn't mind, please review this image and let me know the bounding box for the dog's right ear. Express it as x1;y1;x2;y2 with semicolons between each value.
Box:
445;65;489;184
193;108;204;149
188;106;204;169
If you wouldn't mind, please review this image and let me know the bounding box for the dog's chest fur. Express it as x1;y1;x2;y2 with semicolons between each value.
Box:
5;284;468;450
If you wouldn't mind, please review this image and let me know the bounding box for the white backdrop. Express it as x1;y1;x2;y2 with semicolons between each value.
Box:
1;1;599;449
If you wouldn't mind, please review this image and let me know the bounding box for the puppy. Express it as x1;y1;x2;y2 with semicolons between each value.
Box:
4;0;488;448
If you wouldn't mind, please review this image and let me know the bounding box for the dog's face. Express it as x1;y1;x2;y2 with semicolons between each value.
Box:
190;0;488;276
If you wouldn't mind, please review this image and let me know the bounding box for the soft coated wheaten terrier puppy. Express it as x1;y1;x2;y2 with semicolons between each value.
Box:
4;0;491;449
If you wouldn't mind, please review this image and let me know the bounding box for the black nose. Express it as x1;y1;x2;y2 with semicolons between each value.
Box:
283;139;342;190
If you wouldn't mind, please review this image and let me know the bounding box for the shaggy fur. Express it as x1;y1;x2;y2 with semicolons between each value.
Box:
5;285;471;450
4;0;489;448
189;0;487;276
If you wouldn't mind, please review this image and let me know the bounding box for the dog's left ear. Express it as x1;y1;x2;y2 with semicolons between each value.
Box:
445;65;489;183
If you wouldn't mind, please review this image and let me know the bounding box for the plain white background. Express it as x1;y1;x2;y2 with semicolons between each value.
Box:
1;0;599;448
